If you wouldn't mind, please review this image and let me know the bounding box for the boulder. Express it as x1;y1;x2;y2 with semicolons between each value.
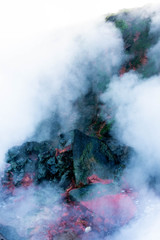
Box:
3;140;74;190
73;130;115;185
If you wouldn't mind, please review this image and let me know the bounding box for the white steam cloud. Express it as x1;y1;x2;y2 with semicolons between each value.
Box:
101;48;160;240
0;3;125;239
3;2;160;239
99;8;160;239
102;72;160;162
0;18;124;168
0;184;63;239
106;189;160;240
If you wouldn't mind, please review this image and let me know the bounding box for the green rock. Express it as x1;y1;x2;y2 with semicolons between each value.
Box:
73;130;115;185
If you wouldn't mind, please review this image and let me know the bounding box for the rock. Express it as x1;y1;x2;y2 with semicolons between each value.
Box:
47;158;58;175
2;129;130;191
3;139;74;190
59;170;72;189
105;138;131;178
73;130;115;185
57;131;74;149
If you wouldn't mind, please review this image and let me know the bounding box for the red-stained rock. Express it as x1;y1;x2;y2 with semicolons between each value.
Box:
81;192;136;226
87;174;113;184
21;173;33;187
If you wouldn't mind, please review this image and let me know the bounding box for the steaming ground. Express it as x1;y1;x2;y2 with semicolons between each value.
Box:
106;189;160;240
101;71;160;239
0;183;64;239
0;18;125;239
95;9;160;239
100;10;160;236
2;4;160;240
0;20;124;169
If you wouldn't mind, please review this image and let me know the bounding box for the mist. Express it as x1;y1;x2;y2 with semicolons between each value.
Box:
2;1;160;239
0;10;126;239
0;18;124;169
100;9;160;239
0;183;64;239
101;70;160;240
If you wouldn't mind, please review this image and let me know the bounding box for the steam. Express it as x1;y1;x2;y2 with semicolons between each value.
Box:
100;10;160;237
102;72;160;157
0;183;63;239
0;18;124;168
106;189;160;240
2;2;160;239
0;14;125;239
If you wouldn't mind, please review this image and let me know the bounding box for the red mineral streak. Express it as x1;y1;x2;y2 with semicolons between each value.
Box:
120;66;126;76
81;192;136;226
2;172;15;194
87;174;113;184
48;176;137;239
22;173;33;187
141;54;148;65
96;121;106;138
55;144;72;157
2;169;137;239
46;202;104;239
46;186;136;239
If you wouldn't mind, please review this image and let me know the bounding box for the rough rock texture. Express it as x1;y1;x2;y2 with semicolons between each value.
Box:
73;130;130;185
73;130;114;185
2;8;156;239
2;129;130;191
2;141;74;190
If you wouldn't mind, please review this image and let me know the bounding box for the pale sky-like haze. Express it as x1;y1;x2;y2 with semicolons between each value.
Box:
1;2;160;239
0;0;160;34
0;0;159;167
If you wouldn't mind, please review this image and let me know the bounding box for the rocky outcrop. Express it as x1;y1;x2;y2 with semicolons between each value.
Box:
2;129;130;192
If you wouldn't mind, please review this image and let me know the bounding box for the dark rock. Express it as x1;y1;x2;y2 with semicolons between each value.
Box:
12;172;24;185
74;90;99;132
55;150;74;188
73;130;116;185
3;139;74;189
3;129;130;191
105;138;131;178
7;146;21;161
57;131;74;149
59;170;72;189
37;163;47;180
46;157;58;175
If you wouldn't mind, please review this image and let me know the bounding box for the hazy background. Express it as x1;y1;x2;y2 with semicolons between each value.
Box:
1;1;160;240
0;0;159;165
0;0;128;167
